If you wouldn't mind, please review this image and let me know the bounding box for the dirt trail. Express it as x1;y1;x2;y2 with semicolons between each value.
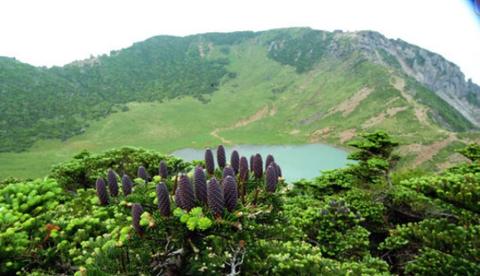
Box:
408;133;457;166
392;77;430;126
362;106;408;128
325;87;373;117
339;128;356;143
209;106;274;143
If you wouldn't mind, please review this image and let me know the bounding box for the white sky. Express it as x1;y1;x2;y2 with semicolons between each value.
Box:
1;0;479;83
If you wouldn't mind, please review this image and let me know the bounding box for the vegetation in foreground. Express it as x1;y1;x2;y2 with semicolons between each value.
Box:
1;131;479;275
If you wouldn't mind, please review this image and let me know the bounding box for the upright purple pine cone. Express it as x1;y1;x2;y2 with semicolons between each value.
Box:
159;160;168;179
207;178;224;217
96;178;109;205
249;155;255;172
274;163;282;177
137;166;150;181
194;166;208;205
239;156;249;182
175;185;184;209
223;166;235;180
205;148;215;175
230;150;240;174
121;174;133;195
253;153;263;179
156;182;171;217
223;176;238;212
265;155;275;171
217;145;226;169
131;203;144;235
265;165;278;193
178;174;195;211
107;169;119;197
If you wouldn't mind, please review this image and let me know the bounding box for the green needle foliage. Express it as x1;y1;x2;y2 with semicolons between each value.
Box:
0;132;479;275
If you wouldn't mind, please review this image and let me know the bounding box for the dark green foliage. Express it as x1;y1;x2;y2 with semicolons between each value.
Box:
223;175;238;212
266;28;334;73
0;32;241;152
95;178;109;205
156;183;171;217
207;177;224;217
231;150;240;174
205;148;215;175
107;168;119;197
50;147;187;191
348;131;399;185
1;135;479;275
194;166;208;205
457;143;480;162
216;145;226;169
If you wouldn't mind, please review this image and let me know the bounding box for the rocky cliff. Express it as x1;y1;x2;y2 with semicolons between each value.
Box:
340;30;480;127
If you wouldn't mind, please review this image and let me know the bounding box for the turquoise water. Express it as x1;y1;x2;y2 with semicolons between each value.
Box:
171;144;351;183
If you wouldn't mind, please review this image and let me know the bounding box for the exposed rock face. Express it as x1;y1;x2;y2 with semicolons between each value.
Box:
335;30;480;127
266;28;480;127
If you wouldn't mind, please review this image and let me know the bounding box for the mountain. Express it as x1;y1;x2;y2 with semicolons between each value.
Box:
0;27;479;179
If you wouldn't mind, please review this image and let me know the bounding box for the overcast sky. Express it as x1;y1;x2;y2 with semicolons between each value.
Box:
1;0;479;82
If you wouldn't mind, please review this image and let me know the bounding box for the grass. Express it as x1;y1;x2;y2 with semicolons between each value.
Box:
0;41;464;180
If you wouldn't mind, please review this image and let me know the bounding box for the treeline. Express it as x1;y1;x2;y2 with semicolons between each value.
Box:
0;33;253;152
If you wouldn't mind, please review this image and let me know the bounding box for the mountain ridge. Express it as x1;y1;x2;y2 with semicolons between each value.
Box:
1;27;479;179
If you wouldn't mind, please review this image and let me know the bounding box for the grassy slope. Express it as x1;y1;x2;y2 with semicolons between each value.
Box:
0;39;473;179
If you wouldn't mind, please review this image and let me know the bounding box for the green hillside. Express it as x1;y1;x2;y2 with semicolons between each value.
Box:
1;28;479;179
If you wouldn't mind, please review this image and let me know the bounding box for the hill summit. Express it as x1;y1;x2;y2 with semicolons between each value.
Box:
0;27;479;178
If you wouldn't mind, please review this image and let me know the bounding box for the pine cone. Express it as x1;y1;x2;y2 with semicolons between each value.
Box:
265;154;275;171
178;174;195;211
274;162;282;177
223;176;238;212
217;145;226;169
194;166;208;205
223;166;235;181
265;165;278;193
121;174;133;195
96;178;109;205
230;150;240;174
205;148;215;175
107;168;119;197
239;156;249;182
253;153;263;179
249;155;254;172
156;182;171;217
207;178;224;217
137;166;150;181
131;203;144;235
159;160;168;179
175;185;184;209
